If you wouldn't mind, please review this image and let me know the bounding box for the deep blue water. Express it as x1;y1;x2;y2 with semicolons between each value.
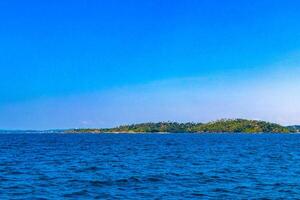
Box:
1;133;300;199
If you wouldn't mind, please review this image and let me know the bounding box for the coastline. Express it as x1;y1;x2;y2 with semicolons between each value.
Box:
65;119;299;134
65;131;297;134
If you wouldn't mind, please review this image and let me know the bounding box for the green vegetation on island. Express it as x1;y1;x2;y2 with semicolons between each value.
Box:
287;125;300;132
68;119;295;133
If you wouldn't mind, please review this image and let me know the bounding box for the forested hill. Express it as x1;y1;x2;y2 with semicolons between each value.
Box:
68;119;293;133
287;125;300;132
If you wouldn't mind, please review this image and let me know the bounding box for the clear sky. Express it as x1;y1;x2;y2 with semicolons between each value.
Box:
1;0;300;129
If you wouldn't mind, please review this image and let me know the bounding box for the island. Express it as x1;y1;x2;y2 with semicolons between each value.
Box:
66;119;299;133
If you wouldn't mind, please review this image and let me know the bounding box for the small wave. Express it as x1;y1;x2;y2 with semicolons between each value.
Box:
145;176;162;183
89;180;113;187
63;189;89;198
115;176;142;184
191;192;206;197
89;176;142;187
212;188;230;193
75;166;99;173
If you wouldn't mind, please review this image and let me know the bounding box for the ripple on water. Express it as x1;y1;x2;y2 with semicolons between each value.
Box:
63;189;90;198
0;133;300;199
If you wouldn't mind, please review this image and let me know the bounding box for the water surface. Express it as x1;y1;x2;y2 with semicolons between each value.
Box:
1;133;300;199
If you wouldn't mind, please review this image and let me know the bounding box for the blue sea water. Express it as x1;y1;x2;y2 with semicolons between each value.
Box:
1;133;300;199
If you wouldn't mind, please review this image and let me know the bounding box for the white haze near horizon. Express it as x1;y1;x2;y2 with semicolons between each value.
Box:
1;56;300;129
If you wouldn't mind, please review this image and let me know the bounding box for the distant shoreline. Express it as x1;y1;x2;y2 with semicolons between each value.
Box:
65;131;299;134
1;119;299;134
66;119;300;134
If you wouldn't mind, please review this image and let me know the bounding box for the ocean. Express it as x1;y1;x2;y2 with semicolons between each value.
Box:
1;133;300;199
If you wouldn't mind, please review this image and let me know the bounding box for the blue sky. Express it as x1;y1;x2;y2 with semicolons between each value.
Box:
1;0;300;129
